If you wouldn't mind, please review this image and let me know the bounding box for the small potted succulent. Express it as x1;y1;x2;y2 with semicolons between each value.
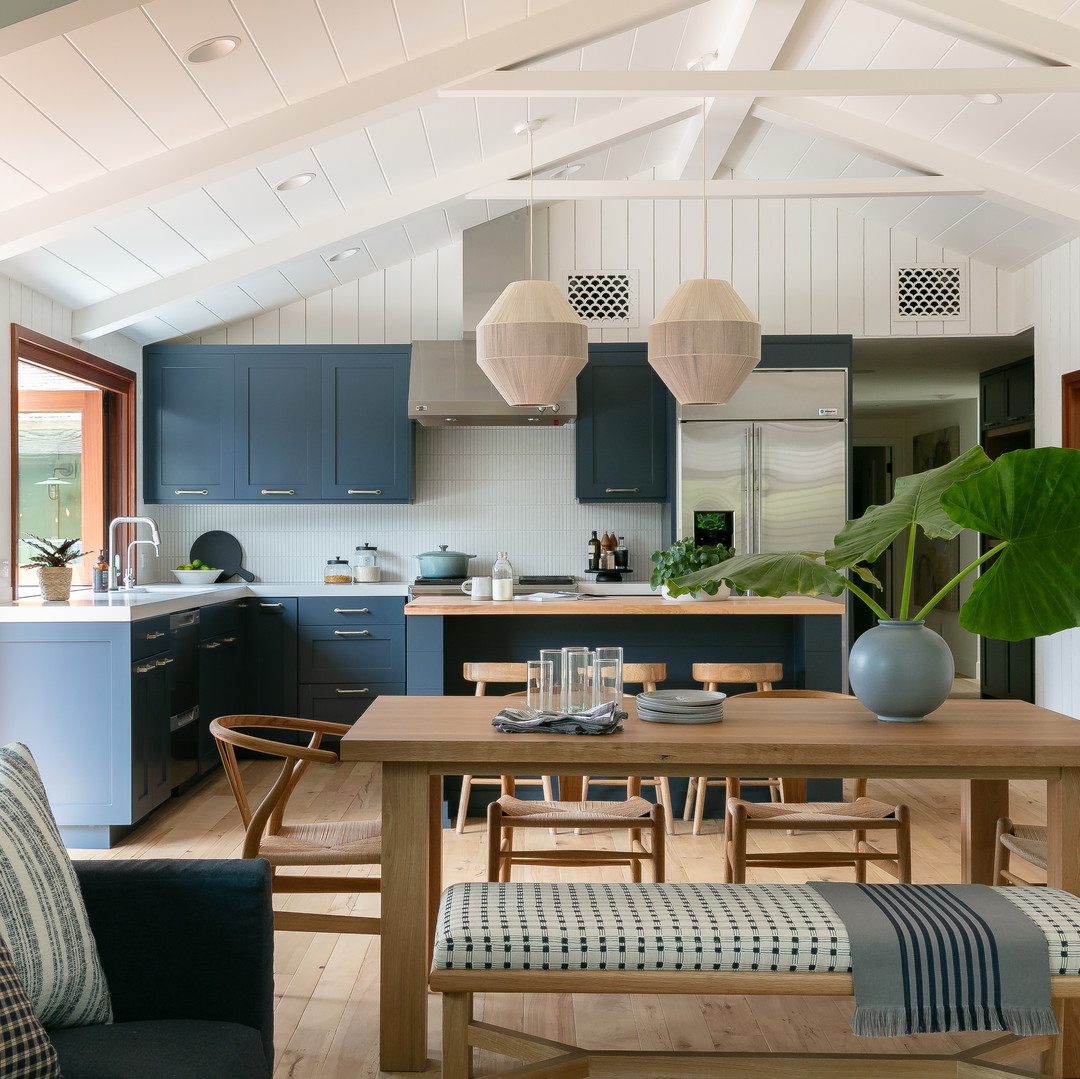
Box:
650;537;735;600
21;535;84;602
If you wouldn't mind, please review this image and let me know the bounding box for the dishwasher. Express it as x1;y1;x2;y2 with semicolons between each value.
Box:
168;609;200;791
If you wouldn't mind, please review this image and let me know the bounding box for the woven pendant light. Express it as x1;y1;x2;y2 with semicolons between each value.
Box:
475;118;588;408
648;279;761;405
648;63;760;405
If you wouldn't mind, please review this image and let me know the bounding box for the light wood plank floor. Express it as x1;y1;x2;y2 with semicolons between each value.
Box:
70;762;1050;1078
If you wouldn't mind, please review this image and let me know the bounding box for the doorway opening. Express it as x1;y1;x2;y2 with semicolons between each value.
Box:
9;326;135;598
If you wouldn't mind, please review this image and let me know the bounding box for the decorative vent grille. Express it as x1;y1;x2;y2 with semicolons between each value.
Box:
566;271;637;326
894;264;967;321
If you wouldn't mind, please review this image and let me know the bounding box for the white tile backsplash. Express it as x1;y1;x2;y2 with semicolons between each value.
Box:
143;426;663;585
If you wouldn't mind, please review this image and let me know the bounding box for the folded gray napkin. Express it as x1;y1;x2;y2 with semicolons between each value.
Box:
492;701;626;735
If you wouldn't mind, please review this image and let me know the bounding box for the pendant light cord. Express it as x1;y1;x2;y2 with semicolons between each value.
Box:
701;90;708;279
528;123;535;281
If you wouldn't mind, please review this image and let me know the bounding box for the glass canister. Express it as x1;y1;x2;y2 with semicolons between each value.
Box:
353;543;380;582
324;556;353;584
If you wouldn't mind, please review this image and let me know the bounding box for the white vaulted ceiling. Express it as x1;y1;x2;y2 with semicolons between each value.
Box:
1;0;1078;345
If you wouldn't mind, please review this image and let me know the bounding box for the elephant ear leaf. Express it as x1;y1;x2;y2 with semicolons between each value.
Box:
676;551;846;598
941;447;1080;641
825;444;992;570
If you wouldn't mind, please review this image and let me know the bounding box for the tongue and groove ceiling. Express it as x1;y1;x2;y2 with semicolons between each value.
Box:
0;0;1077;346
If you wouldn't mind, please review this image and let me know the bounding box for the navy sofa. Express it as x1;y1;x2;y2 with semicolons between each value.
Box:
47;859;275;1079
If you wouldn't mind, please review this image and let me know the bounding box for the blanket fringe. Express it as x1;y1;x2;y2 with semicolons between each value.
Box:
851;1005;1060;1038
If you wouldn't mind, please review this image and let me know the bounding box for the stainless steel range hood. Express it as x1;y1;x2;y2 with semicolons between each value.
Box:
409;208;575;426
408;339;575;426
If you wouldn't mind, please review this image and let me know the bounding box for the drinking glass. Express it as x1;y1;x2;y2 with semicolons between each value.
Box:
592;646;624;707
561;647;594;713
526;660;554;712
539;649;563;710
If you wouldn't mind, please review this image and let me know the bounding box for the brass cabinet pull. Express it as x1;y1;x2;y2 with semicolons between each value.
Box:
223;636;238;643
335;688;370;695
348;489;382;495
260;489;295;495
174;489;208;495
333;608;370;614
202;641;221;650
155;657;173;666
604;487;640;493
334;629;370;636
135;663;155;674
143;631;165;640
260;603;284;608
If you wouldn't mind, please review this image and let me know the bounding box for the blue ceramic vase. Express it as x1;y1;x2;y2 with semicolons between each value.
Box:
848;620;955;722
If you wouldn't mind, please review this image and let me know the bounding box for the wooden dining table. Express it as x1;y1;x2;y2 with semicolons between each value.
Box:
340;694;1080;1074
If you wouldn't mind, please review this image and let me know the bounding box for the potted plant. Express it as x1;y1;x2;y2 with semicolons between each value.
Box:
672;445;1080;719
650;537;735;600
21;535;84;602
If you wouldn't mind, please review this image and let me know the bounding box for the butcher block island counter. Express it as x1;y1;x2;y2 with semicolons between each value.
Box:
404;594;842;616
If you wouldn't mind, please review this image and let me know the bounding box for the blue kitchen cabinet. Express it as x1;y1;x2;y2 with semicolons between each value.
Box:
130;648;172;821
246;597;298;719
143;345;413;504
143;350;235;503
321;349;413;502
235;352;322;501
575;344;672;503
197;599;246;775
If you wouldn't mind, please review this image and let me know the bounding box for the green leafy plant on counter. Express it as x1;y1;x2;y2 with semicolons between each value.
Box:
20;535;84;567
673;445;1080;642
650;537;736;598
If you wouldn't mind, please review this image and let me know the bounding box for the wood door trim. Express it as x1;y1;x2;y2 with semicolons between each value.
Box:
9;325;135;601
1063;370;1080;450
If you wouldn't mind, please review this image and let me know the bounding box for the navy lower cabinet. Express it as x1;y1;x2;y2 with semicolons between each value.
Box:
246;598;298;719
295;597;406;733
130;649;172;821
143;345;413;504
575;344;672;503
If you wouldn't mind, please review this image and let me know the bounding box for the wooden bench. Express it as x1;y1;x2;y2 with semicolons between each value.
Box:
429;881;1080;1079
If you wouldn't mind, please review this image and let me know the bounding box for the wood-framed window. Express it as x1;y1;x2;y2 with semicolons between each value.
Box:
10;325;135;596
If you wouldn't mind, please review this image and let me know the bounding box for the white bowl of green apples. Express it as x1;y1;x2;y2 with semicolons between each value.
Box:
172;561;222;584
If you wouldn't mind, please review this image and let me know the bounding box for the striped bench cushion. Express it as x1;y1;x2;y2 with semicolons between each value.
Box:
433;881;1080;975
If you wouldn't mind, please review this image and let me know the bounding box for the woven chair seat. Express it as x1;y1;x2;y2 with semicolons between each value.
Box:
1000;826;1048;870
261;819;382;865
733;796;901;824
495;795;654;827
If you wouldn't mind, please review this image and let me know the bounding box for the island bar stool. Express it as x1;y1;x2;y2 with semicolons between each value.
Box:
580;662;677;833
685;662;785;835
723;690;913;884
455;662;554;833
994;818;1048;885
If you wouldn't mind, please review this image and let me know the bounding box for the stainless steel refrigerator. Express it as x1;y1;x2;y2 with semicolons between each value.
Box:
676;368;848;556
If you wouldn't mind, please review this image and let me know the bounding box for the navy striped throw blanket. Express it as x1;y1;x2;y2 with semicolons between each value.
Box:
811;883;1058;1037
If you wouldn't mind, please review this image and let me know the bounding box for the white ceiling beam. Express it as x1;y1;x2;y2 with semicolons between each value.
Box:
71;98;699;340
859;0;1080;67
0;0;140;57
469;177;984;198
754;96;1080;230
445;66;1080;97
0;0;705;263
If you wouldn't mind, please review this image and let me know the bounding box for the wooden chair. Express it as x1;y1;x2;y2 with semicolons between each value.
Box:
210;714;381;934
684;662;785;835
994;817;1047;885
581;662;676;833
487;797;666;883
722;690;912;884
455;662;554;833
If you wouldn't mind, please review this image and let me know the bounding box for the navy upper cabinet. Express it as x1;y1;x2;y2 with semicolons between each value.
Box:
144;345;413;504
234;352;322;501
144;351;234;503
575;344;672;503
321;350;413;502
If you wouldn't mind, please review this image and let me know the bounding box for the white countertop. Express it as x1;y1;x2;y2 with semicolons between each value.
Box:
0;579;661;622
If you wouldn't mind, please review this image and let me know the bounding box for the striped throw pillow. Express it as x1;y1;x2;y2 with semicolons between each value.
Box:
0;743;112;1029
0;931;60;1077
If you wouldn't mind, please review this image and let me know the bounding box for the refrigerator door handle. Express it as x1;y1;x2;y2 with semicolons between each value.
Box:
744;426;755;553
753;426;764;554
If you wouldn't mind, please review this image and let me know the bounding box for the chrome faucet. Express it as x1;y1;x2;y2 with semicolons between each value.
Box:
107;516;161;591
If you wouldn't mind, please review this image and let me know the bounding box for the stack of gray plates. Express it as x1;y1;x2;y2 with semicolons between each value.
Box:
635;689;725;724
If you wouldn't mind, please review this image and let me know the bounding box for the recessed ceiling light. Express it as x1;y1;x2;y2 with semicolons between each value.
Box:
185;36;241;63
275;173;316;192
966;92;1002;105
328;248;361;262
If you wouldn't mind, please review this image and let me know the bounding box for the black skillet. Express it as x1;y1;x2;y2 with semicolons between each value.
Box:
189;530;255;583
